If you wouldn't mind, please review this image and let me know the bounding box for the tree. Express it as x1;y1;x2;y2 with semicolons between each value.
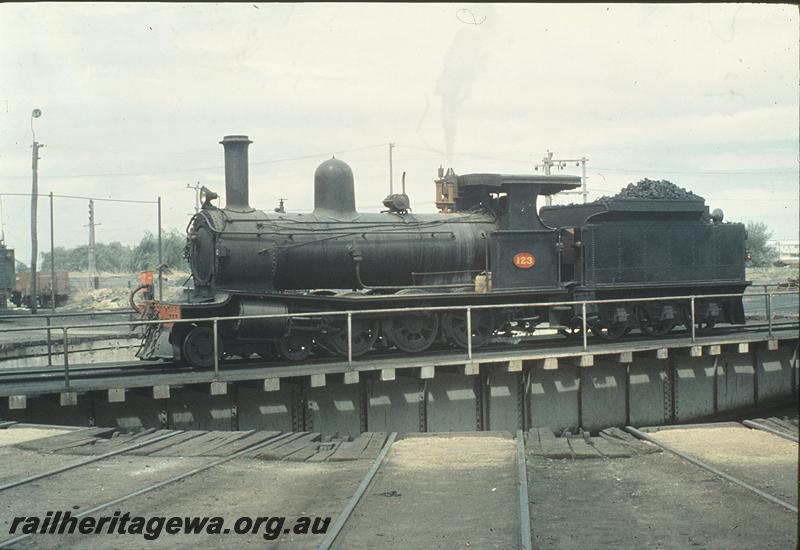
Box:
39;231;188;273
745;222;778;267
128;230;187;272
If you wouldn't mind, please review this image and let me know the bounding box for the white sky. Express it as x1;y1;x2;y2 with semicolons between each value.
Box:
1;3;798;264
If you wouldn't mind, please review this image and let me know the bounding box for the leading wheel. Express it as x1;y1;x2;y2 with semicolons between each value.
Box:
442;311;495;349
383;313;440;354
182;326;222;368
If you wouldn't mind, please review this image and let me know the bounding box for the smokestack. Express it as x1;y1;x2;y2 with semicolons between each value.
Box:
220;135;253;212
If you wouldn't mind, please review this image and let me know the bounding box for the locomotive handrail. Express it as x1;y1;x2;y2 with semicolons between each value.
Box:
0;289;795;334
0;289;796;385
0;309;133;321
0;309;137;367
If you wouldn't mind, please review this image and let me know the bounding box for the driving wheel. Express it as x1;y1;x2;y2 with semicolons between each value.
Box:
590;320;630;341
383;313;440;353
442;311;495;349
321;318;380;357
278;331;313;361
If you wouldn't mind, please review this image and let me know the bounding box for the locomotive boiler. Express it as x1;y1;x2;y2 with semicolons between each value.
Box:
135;135;749;367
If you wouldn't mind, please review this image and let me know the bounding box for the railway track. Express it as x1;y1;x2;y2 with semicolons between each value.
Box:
625;425;797;513
0;417;795;548
320;431;533;549
525;417;798;548
1;320;795;388
0;427;301;549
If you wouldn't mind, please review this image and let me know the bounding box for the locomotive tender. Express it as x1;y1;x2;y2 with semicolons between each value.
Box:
136;135;748;367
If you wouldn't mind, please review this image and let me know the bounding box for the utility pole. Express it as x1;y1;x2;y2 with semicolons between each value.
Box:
535;150;590;205
535;150;555;206
388;142;395;194
49;192;56;311
86;200;100;289
28;108;43;313
186;181;202;213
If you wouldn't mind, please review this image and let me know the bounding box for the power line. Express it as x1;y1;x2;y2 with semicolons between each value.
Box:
593;166;799;175
0;143;388;180
397;143;799;175
0;193;157;205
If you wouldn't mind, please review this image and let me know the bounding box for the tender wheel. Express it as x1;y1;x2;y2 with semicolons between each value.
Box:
590;321;629;341
182;326;222;368
636;306;676;337
278;332;313;361
559;316;585;339
321;318;380;357
383;313;440;354
442;311;495;349
695;320;716;334
680;304;716;335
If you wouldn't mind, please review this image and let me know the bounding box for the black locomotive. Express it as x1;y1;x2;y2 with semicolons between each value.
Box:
136;135;748;367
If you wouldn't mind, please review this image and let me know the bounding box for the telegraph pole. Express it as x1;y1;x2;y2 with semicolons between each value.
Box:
388;142;395;194
186;181;202;213
86;200;100;289
536;151;555;206
28;109;43;313
49;192;55;311
536;150;590;205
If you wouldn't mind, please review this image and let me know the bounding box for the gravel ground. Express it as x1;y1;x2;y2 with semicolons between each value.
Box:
0;427;71;446
7;458;368;550
651;426;798;505
528;452;797;549
336;434;519;550
0;428;797;549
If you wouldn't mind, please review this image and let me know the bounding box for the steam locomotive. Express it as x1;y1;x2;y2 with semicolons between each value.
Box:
135;135;748;367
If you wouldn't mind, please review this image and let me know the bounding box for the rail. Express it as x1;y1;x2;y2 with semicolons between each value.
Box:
0;289;796;389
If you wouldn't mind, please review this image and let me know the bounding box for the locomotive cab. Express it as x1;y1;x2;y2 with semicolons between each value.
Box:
436;172;582;290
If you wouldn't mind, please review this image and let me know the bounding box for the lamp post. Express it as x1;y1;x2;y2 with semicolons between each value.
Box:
29;109;43;314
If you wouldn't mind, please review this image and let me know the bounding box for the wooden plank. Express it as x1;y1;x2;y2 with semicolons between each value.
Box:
254;433;320;460
307;441;342;462
17;427;117;452
67;429;160;455
285;446;321;462
640;422;742;433
188;430;258;456
600;427;659;455
244;432;309;458
209;431;283;457
360;433;388;460
587;436;632;458
158;431;254;457
567;436;602;459
765;418;799;435
328;432;373;461
129;431;205;455
535;428;573;459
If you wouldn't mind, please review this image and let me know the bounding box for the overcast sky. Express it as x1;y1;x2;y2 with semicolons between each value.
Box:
1;3;798;264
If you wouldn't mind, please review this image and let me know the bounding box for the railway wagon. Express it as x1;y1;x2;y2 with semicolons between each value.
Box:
13;271;70;308
135;135;749;367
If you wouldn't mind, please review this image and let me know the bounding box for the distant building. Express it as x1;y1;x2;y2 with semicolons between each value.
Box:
769;240;799;266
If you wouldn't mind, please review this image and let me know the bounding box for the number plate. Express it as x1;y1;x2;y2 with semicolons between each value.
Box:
513;252;536;269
